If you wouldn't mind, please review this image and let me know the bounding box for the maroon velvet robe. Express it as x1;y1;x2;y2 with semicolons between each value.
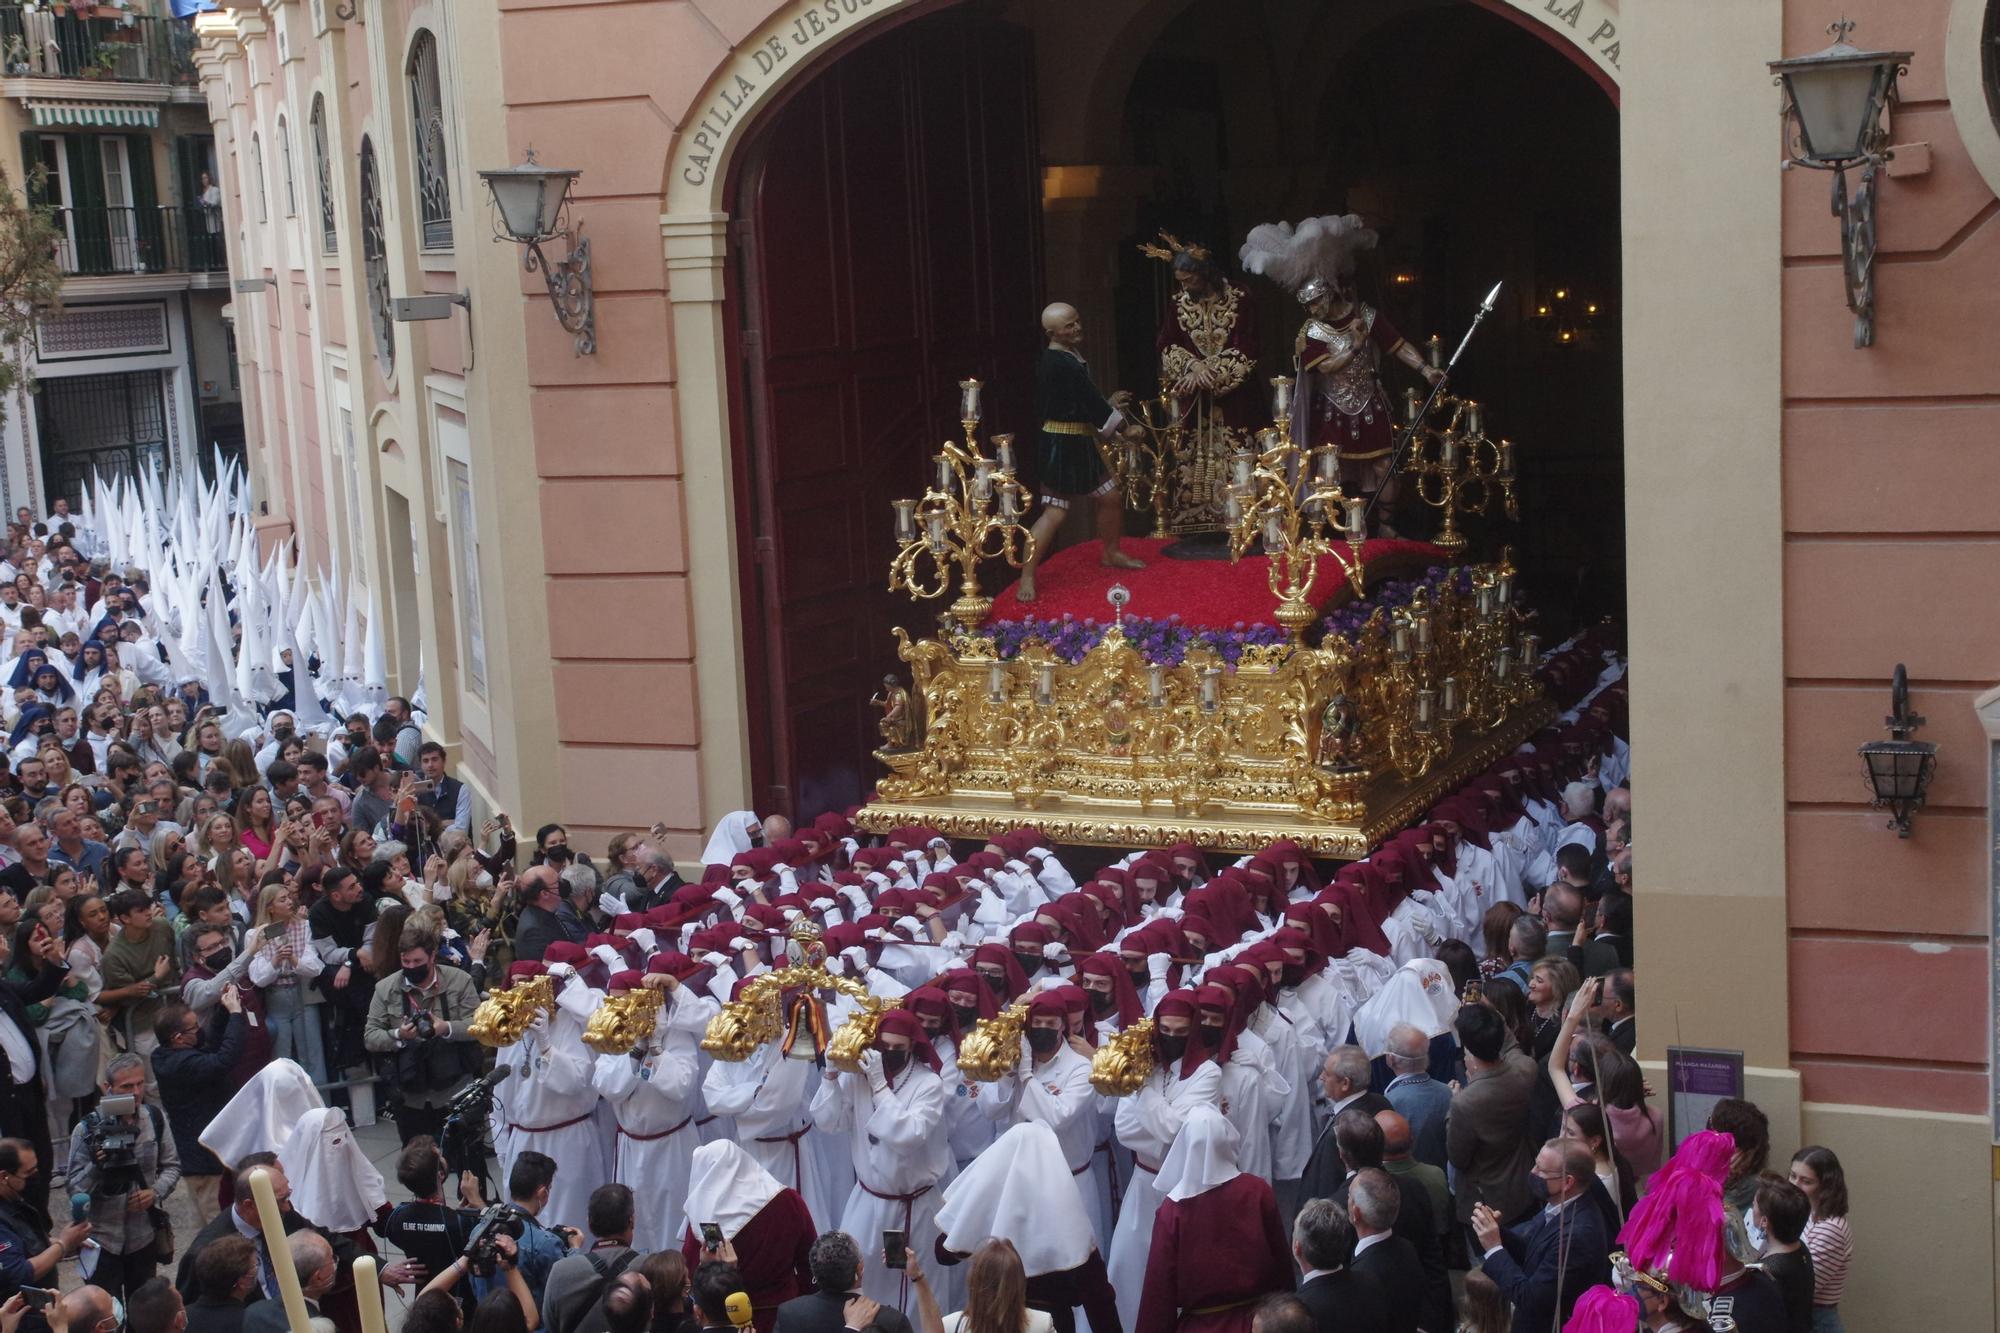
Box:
1133;1174;1293;1333
679;1188;817;1333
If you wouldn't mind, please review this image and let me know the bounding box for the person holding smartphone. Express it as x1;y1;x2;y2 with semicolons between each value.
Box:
0;1135;90;1304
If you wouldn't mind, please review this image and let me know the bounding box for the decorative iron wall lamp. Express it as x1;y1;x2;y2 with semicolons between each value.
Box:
478;153;595;355
1858;664;1937;837
1769;20;1911;349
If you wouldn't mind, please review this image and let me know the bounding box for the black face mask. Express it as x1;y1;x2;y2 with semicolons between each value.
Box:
1026;1027;1062;1056
204;948;233;971
1013;953;1043;977
1126;967;1150;990
920;1023;944;1043
402;964;432;988
1282;963;1306;988
879;1048;910;1077
1087;988;1116;1016
1156;1034;1189;1063
1200;1023;1226;1045
952;1003;981;1028
981;972;1007;997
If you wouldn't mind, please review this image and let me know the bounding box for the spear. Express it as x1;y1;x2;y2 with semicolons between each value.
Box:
1359;279;1503;531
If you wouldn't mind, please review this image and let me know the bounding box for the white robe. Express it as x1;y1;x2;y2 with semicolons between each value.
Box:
811;1062;952;1314
699;1044;836;1225
1214;1032;1288;1184
1250;1004;1319;1181
504;988;609;1232
1104;1059;1223;1331
591;989;709;1253
975;1041;1106;1247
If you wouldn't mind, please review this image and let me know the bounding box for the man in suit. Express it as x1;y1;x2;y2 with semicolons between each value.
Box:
773;1232;914;1333
1446;1006;1538;1230
1316;1113;1451;1333
176;1158;353;1307
1597;970;1636;1056
1472;1140;1611;1333
1290;1198;1388;1333
0;925;73;1217
241;1231;336;1333
1347;1171;1426;1333
1299;1051;1392;1201
184;1235;258;1333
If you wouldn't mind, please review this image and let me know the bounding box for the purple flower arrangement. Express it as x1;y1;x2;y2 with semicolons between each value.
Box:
975;567;1479;668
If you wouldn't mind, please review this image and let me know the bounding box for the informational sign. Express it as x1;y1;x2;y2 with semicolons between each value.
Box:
1666;1045;1744;1148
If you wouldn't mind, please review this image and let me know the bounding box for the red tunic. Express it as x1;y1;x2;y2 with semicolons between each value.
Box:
1133;1174;1293;1333
679;1188;817;1333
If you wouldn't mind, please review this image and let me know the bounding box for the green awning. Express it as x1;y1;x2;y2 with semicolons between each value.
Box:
28;102;159;129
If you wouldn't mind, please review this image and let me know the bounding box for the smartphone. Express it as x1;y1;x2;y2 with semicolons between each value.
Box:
21;1288;53;1311
882;1229;907;1270
262;922;287;942
699;1222;724;1253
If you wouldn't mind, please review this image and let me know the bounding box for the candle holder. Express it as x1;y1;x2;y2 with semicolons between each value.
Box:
889;403;1037;632
1223;375;1368;639
1403;395;1522;557
1112;391;1188;538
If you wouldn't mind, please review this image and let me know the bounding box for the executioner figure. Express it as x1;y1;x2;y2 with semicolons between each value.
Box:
1018;302;1147;603
1239;214;1441;535
1141;233;1262;533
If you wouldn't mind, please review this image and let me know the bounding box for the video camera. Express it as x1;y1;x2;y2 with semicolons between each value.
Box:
81;1093;145;1194
438;1065;512;1196
461;1204;526;1278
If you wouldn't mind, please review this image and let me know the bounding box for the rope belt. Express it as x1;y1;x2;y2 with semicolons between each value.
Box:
617;1115;693;1143
1188;1297;1261;1317
1095;1139;1123;1213
857;1178;935;1310
754;1124;811;1187
1041;420;1097;436
1132;1155;1161;1175
509;1111;594;1135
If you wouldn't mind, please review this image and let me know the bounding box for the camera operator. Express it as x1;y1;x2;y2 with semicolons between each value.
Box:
384;1138;486;1317
66;1053;181;1301
0;1136;91;1301
415;1221;541;1333
363;921;482;1144
465;1153;577;1320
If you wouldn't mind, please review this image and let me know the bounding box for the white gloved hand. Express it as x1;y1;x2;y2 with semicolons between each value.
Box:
1149;953;1172;982
589;945;622;970
712;887;742;910
860;1048;888;1094
599;892;630;918
1016;1038;1035;1079
728;935;756;953
840;837;860;857
1042;941;1070;965
698;951;730;969
1004;859;1033;877
627;928;657;953
545;963;576;982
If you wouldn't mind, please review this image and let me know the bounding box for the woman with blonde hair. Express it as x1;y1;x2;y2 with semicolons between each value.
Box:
247;880;327;1082
195;810;239;862
147;825;187;882
1455;1268;1510;1333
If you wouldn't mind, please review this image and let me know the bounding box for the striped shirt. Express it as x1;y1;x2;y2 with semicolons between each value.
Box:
1802;1214;1853;1305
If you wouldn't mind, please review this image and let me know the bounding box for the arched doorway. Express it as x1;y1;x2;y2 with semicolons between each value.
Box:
717;0;1622;818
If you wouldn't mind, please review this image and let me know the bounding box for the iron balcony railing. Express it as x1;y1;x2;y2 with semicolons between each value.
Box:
49;203;227;276
0;9;199;86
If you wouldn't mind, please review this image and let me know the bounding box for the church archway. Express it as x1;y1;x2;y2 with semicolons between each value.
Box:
666;0;1624;818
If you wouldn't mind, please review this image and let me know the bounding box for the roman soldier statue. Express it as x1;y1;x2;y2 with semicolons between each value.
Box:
1239;214;1441;535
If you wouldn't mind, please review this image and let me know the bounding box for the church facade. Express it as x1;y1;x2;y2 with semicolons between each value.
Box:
190;1;2000;1323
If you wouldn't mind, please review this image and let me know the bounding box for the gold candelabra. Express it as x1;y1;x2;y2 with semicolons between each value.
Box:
889;378;1036;632
1112;391;1187;539
1223;375;1367;640
1398;387;1520;557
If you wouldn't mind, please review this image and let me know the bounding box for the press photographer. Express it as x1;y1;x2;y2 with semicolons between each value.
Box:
413;1207;542;1333
0;1137;91;1302
66;1054;181;1302
363;921;483;1144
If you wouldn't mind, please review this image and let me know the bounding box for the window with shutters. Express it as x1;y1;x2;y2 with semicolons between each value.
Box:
278;116;297;217
407;30;452;250
310;95;336;254
250;132;266;223
360;136;394;375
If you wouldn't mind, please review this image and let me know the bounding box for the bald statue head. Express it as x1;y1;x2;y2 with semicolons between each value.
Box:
1042;303;1083;349
1374;1109;1412;1159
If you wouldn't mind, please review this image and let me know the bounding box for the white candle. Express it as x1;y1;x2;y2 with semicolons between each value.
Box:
1496;573;1514;606
1440;436;1459;470
1269;376;1294;422
994;434;1016;473
1200;667;1222;712
1466;401;1484;436
959;378;982;423
936;456;954;493
1392;623;1412;659
988;663;1005;701
926;512;948;550
1415;614;1434;654
1230;451;1255;487
999;485;1021;520
1147;664;1166;707
893;499;917;543
1035;664;1054;706
1496;646;1514;680
1441;676;1460;716
1264;513;1285;549
1344;499;1366;537
1415;688;1436;728
1314;447;1338;481
353;1255;389;1333
247;1169;313;1333
972;460;994;501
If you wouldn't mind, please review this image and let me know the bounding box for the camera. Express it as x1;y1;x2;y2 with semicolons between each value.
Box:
82;1093;145;1194
461;1204;526;1278
413;1010;437;1041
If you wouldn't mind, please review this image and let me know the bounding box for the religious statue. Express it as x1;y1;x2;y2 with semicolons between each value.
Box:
872;672;915;751
1140;233;1262;535
1239;214;1442;535
1017;302;1147;603
1315;691;1360;770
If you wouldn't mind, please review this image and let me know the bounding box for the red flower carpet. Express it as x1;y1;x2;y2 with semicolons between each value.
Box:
983;536;1449;629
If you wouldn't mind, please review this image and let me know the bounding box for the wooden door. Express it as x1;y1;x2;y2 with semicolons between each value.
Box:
734;7;1042;820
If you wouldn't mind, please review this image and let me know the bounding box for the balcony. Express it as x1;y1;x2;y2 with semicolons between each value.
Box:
51;204;226;276
0;8;198;89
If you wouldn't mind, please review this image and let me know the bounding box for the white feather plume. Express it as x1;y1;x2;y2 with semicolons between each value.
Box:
1238;213;1379;293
